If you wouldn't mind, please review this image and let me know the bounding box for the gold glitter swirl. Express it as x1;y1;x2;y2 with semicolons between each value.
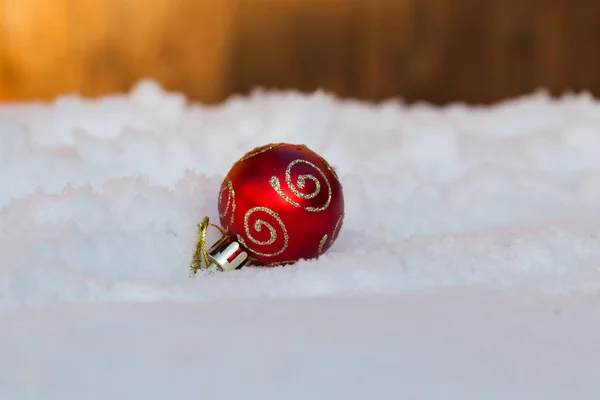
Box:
269;176;300;207
286;160;321;200
270;159;332;212
318;234;328;255
314;151;341;182
237;206;289;257
330;213;344;246
218;178;235;228
238;143;284;162
265;259;298;267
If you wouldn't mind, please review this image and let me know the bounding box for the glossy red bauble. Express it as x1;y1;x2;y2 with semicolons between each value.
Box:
217;143;344;266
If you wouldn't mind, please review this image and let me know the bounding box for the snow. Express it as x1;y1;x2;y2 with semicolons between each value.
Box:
1;80;600;399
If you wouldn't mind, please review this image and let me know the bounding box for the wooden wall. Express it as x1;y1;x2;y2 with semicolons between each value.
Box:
1;0;599;105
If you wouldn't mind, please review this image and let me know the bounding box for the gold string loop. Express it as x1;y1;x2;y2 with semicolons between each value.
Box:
190;216;228;276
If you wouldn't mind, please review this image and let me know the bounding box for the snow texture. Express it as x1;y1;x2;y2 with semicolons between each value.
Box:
1;80;599;399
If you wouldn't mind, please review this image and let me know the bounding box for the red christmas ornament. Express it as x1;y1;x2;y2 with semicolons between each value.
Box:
191;143;344;273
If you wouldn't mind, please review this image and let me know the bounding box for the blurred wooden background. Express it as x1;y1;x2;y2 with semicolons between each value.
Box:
1;0;599;105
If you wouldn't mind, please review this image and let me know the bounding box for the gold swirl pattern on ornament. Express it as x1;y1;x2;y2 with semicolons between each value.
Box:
238;143;284;162
314;152;341;182
269;159;332;212
329;213;344;246
269;176;300;207
318;234;328;255
265;259;298;267
237;206;289;257
218;178;236;227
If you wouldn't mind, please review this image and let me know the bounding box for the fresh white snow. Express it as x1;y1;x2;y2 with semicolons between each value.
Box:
1;80;599;399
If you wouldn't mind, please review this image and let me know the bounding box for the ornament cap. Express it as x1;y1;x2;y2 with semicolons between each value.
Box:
207;235;250;271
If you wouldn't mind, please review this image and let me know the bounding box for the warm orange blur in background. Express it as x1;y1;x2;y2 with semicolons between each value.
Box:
1;0;599;105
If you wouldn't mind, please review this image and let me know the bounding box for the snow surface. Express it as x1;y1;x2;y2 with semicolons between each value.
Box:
1;80;600;399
